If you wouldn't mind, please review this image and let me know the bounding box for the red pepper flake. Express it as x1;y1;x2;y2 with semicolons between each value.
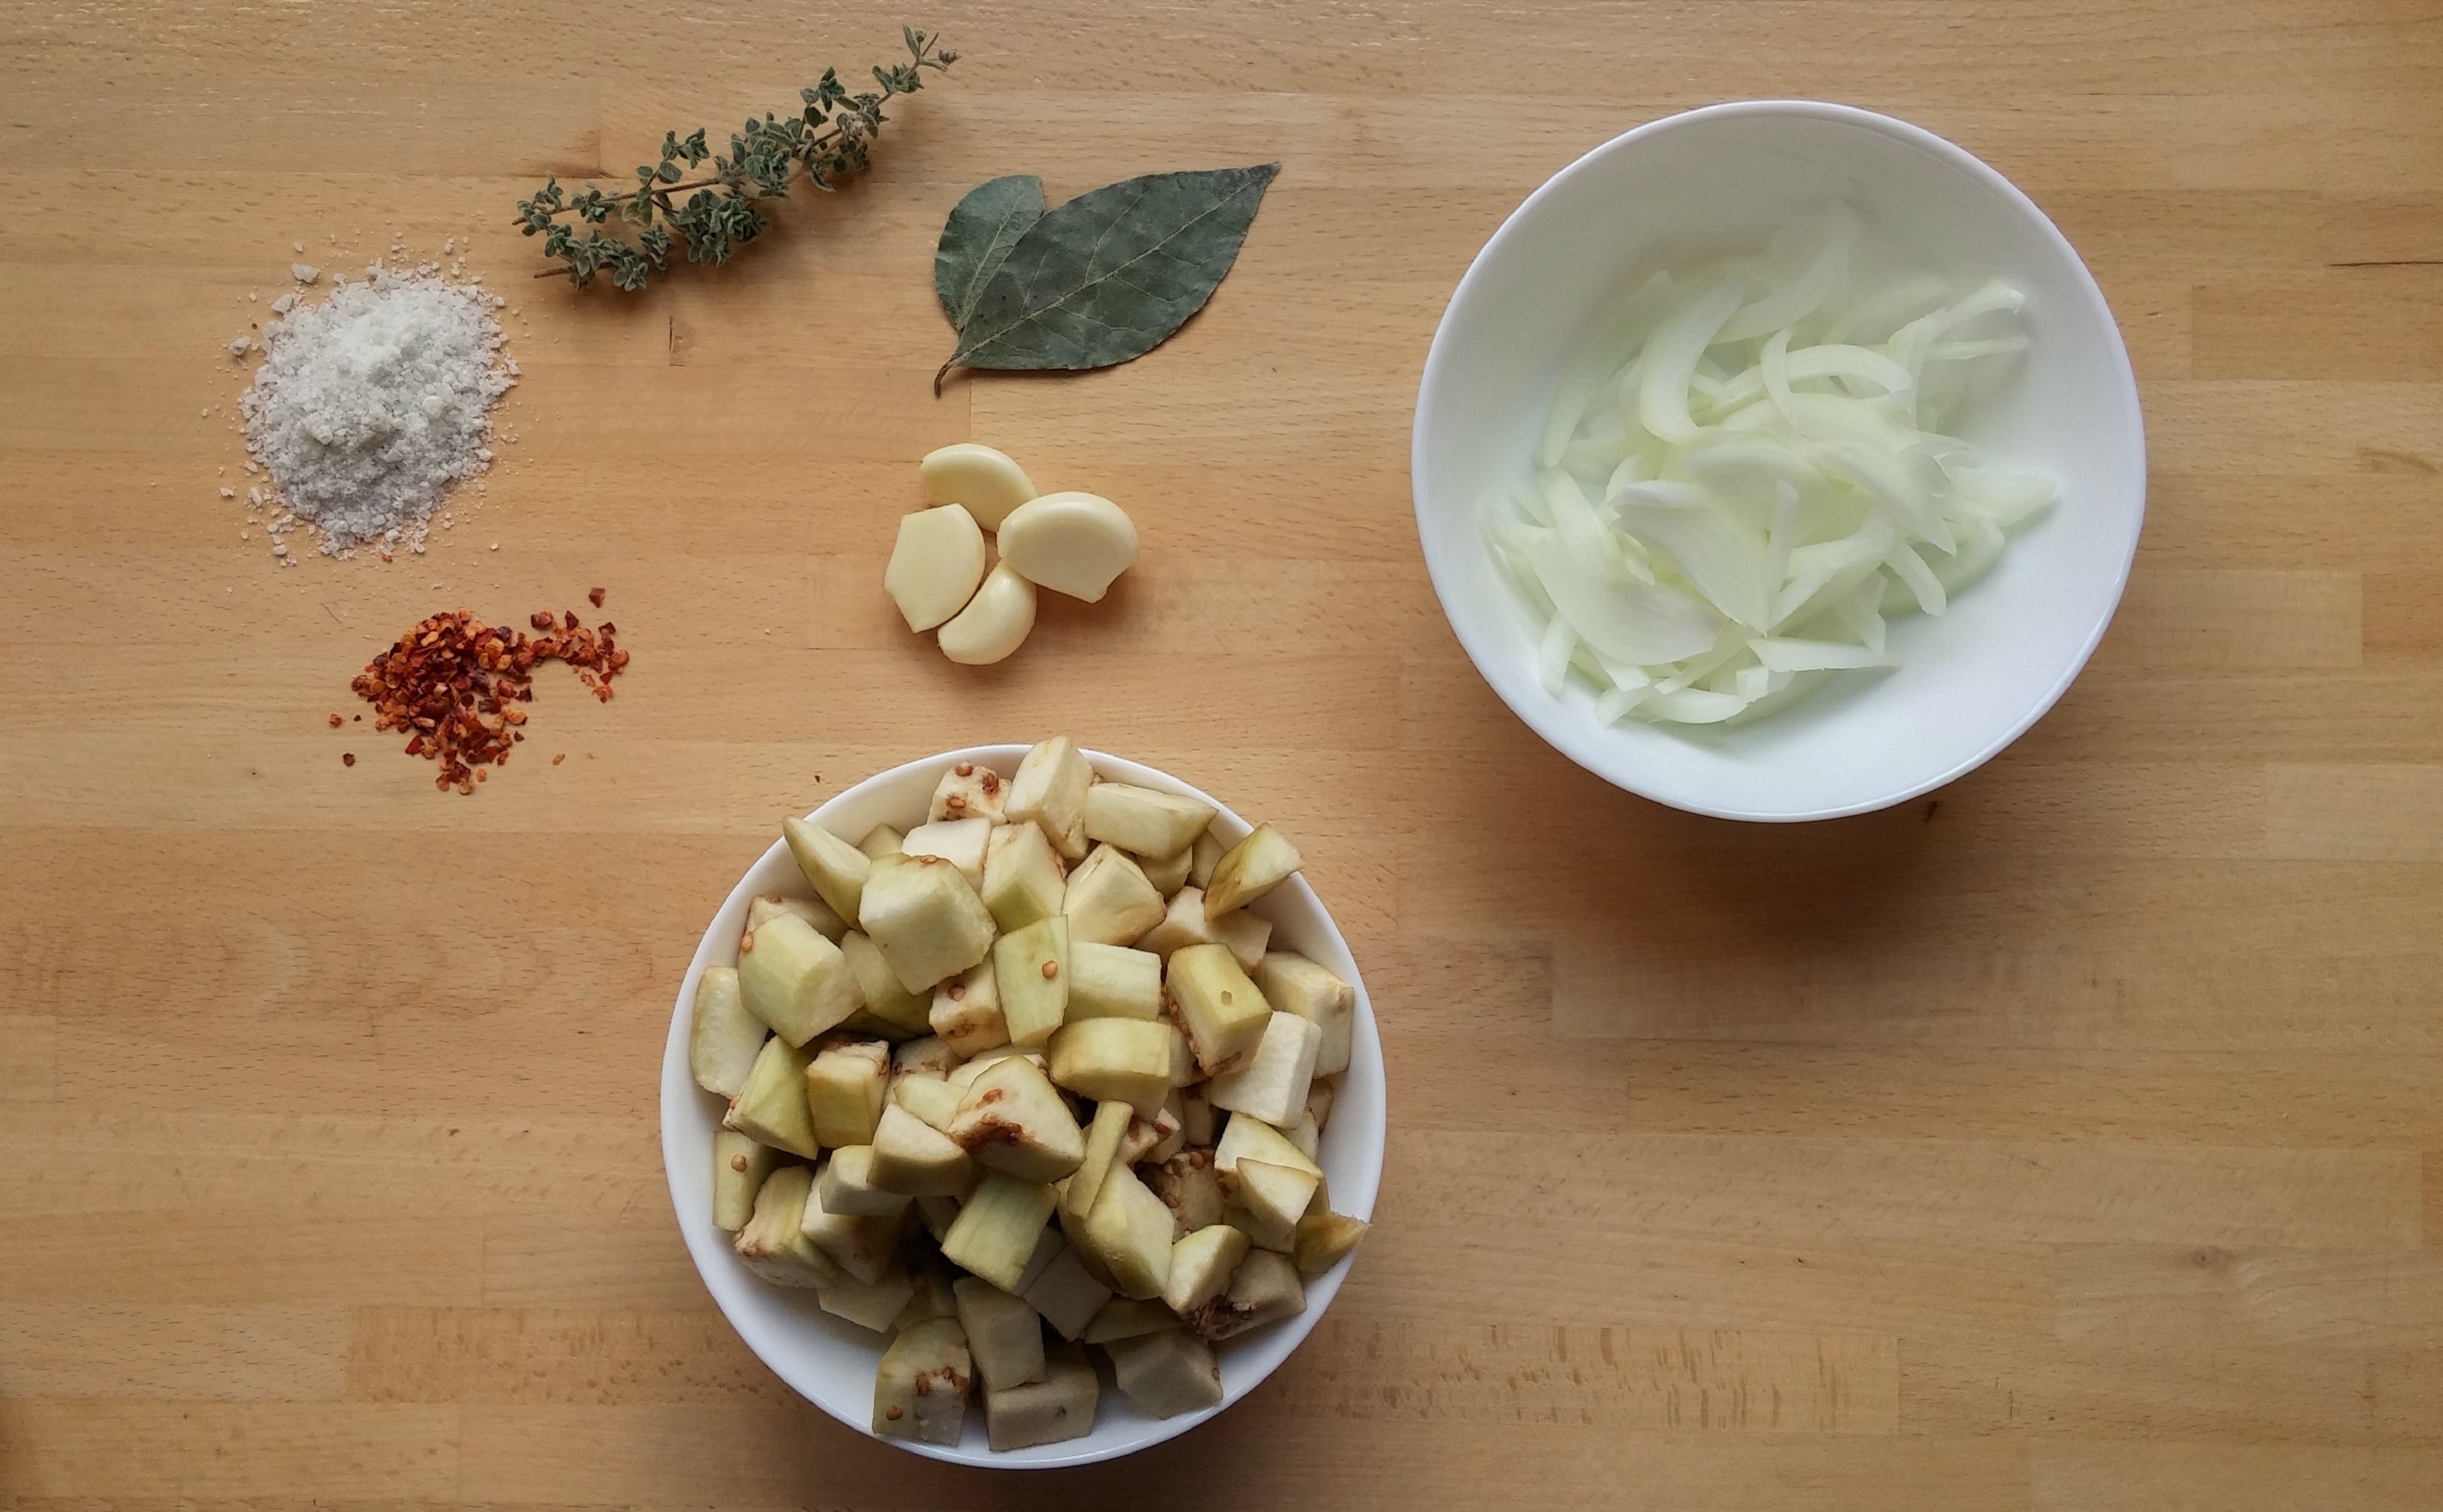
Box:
348;604;633;795
328;713;343;728
342;751;355;766
588;586;606;608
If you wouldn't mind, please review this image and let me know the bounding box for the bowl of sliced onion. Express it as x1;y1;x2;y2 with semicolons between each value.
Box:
1412;101;2144;821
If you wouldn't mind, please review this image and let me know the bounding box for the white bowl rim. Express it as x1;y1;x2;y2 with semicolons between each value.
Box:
1410;98;2146;822
658;744;1387;1469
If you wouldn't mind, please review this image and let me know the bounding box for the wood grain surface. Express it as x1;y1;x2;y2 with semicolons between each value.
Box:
5;1;2442;1506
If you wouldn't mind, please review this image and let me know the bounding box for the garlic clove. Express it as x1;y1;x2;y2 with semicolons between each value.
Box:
995;492;1138;604
939;563;1038;665
885;504;988;633
921;443;1038;531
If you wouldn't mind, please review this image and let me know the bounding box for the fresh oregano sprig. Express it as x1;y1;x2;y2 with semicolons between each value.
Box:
514;26;957;290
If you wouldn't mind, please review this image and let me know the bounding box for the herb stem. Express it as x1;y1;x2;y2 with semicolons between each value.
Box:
511;25;956;290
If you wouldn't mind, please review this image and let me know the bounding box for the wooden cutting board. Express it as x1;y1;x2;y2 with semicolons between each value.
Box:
5;3;2441;1507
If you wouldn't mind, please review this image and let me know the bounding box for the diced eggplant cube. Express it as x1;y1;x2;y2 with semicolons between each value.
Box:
712;1128;777;1232
1204;1010;1321;1127
859;853;997;995
954;1274;1047;1392
1006;737;1092;861
1104;1327;1224;1418
1065;940;1163;1022
803;1038;890;1148
736;912;862;1047
985;1338;1099;1451
782;814;870;922
1255;950;1356;1079
1083;781;1215;859
993;916;1069;1050
948;1054;1084;1182
941;1171;1058;1292
1203;823;1303;917
1062;844;1166;947
1136;885;1271;971
1163;944;1271;1076
981;820;1067;933
723;1036;819;1159
873;1317;971;1445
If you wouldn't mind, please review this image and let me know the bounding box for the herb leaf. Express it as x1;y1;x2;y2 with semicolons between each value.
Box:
513;26;958;291
935;175;1047;331
936;163;1279;394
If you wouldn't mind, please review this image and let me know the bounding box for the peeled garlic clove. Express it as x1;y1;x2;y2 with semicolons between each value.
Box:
921;443;1037;531
996;492;1138;604
885;505;988;633
939;563;1038;665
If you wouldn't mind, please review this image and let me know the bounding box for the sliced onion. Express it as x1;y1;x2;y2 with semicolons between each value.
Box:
1490;223;2052;726
1527;537;1721;665
1946;463;2056;527
1761;327;1798;425
1829;576;1886;654
1608;479;1708;510
1716;213;1852;342
1751;636;1896;672
1540;271;1678;465
1644;687;1752;723
1537;468;1613;562
1763;481;1799;600
1638;277;1746;444
1536;614;1575;697
1715;342;1916;408
1926;335;2029;362
1593;684;1654;725
1616;499;1772;630
1883;539;1947;616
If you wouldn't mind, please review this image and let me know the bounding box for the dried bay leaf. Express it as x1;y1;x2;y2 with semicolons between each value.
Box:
935;163;1280;394
934;174;1045;331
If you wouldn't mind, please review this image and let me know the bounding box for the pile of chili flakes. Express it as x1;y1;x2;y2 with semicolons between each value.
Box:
350;602;629;793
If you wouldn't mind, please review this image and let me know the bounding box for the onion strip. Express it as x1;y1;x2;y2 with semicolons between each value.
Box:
1489;217;2052;726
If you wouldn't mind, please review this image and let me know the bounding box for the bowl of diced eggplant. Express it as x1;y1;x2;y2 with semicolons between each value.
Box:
661;737;1383;1467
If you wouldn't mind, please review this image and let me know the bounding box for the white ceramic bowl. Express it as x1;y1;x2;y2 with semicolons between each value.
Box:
1412;101;2146;821
660;746;1386;1468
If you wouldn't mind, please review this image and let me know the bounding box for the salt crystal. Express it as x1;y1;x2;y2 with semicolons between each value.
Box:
291;263;320;284
238;265;514;557
443;237;454;253
219;487;235;498
272;542;288;557
271;293;297;315
489;542;498;551
292;240;306;253
229;337;251;355
249;293;257;302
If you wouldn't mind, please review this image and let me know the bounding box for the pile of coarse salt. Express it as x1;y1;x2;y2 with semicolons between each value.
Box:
239;262;516;560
